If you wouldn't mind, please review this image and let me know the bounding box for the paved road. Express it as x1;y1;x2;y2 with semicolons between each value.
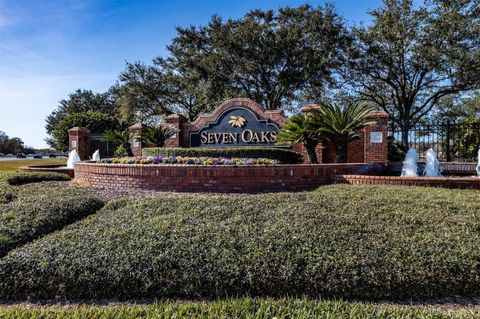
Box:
0;157;66;161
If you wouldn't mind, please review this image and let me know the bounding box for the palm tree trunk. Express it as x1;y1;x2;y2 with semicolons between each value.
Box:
305;141;318;164
334;136;348;163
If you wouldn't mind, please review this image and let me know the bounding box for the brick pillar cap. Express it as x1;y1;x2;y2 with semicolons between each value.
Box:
301;104;322;112
129;123;147;130
165;113;187;120
68;127;90;133
367;110;389;118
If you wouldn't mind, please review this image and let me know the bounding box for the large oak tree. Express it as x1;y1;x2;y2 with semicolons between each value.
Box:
118;4;351;119
346;0;479;149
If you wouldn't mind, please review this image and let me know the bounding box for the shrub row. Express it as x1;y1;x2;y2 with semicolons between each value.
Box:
0;188;15;204
0;298;474;319
0;185;479;301
142;147;302;164
0;187;104;257
7;172;71;185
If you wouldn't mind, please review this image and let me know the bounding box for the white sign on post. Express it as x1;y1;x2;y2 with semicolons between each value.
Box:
370;131;383;143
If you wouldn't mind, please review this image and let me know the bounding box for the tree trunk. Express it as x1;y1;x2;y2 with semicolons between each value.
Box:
400;126;409;152
334;136;348;163
305;141;318;164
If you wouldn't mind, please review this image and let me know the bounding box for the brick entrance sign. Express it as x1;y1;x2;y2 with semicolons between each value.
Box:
68;98;389;163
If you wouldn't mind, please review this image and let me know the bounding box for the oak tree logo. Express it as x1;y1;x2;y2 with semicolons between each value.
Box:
228;115;246;128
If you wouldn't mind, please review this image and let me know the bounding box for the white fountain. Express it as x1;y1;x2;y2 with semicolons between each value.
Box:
66;149;81;169
92;149;100;161
401;148;419;177
423;148;442;177
476;149;480;177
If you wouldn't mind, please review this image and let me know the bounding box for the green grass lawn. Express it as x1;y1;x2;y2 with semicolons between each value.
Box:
0;159;66;172
0;298;478;319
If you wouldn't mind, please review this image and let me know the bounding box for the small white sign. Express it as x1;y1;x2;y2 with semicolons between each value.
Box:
370;131;383;143
167;124;176;138
70;140;77;148
132;138;140;147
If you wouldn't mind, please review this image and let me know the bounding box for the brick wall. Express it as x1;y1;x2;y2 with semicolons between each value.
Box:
74;162;384;193
333;174;480;190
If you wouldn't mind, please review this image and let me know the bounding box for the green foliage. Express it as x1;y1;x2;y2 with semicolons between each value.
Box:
0;298;477;319
139;126;176;147
448;116;480;161
388;137;406;162
1;185;479;301
0;189;15;204
7;172;71;186
51;111;119;151
0;187;104;257
347;0;479;149
45;89;121;150
118;4;351;120
316;102;375;163
0;133;25;154
277;113;323;163
114;144;127;157
142;147;302;164
103;129;136;157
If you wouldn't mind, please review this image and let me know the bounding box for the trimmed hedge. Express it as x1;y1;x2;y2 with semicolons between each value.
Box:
7;172;71;185
0;189;15;204
0;298;476;318
0;187;104;257
1;185;479;301
142;147;302;164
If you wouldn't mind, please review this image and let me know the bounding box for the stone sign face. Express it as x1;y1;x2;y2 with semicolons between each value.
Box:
190;107;280;147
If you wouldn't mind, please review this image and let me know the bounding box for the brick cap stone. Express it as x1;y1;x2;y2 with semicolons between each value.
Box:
301;104;322;112
68;127;90;133
367;110;389;118
129;123;147;130
165;113;188;120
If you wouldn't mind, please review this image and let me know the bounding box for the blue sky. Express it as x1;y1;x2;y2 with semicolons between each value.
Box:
0;0;381;148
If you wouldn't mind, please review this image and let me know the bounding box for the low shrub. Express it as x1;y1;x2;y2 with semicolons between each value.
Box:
0;189;15;204
7;172;71;185
0;185;479;301
100;156;278;165
142;147;302;164
387;137;406;162
0;298;476;318
0;187;104;257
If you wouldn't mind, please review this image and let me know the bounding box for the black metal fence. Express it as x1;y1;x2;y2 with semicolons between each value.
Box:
89;135;118;158
389;121;480;162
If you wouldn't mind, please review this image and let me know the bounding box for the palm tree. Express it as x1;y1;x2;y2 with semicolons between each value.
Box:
317;102;375;163
103;129;135;157
277;112;323;163
139;126;176;147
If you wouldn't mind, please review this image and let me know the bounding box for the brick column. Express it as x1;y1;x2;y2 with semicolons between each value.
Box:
363;111;389;163
164;114;188;148
68;127;91;160
128;123;147;157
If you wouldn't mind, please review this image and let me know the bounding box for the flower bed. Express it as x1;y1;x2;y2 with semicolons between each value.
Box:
99;156;278;165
